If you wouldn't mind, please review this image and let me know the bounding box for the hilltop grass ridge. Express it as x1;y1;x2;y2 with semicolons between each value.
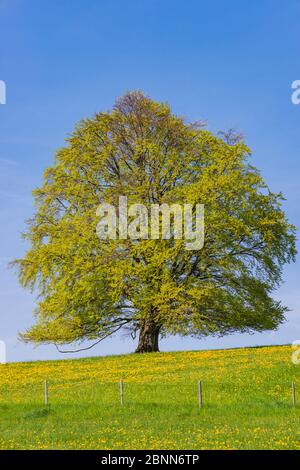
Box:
0;344;299;450
4;342;292;366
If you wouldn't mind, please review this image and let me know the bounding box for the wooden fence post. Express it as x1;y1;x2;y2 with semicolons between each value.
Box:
44;380;49;407
120;379;124;406
292;382;296;407
198;380;202;409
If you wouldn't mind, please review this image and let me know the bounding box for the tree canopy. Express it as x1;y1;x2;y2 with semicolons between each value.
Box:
13;91;296;353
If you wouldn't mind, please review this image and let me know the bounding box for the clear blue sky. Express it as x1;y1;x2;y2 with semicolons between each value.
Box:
0;0;299;362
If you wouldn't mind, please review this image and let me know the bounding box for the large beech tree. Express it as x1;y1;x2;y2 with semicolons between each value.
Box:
14;92;296;353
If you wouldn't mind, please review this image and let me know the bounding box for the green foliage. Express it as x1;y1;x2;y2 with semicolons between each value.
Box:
13;91;296;349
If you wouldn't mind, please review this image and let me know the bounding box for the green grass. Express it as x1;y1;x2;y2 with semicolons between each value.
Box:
0;344;299;449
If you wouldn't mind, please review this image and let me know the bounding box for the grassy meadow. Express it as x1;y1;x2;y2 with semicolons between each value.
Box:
0;344;299;450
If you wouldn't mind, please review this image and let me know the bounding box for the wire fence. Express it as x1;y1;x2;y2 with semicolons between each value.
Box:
0;378;297;410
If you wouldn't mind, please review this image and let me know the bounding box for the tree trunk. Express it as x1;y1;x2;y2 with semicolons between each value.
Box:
135;320;160;353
